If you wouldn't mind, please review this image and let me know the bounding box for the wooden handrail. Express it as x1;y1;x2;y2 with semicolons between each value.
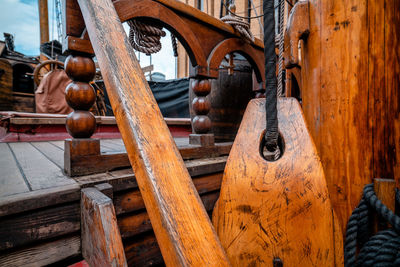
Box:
77;0;230;265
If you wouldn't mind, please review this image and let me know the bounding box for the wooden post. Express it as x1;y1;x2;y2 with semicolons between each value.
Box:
76;0;230;265
38;0;49;45
81;187;127;266
63;54;99;176
189;79;215;146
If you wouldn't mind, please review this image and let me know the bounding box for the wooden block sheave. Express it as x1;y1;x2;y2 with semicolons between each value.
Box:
213;98;343;266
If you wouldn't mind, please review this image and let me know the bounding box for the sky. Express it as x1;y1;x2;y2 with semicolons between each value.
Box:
0;0;177;79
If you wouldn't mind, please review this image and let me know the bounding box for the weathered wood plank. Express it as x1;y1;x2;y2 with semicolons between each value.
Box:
124;233;163;267
49;141;65;150
81;188;127;266
76;157;226;192
0;183;80;217
101;139;126;152
0;235;80;267
30;141;64;169
8;142;74;190
0;143;30;198
114;173;222;215
0;202;80;250
118;191;220;239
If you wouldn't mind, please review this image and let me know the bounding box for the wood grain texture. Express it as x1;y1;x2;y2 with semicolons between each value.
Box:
114;173;222;215
0;235;80;267
81;188;127;267
0;143;30;198
0;202;80;250
285;0;400;232
77;0;230;265
213;98;343;266
0;183;80;217
373;178;396;231
8;142;74;190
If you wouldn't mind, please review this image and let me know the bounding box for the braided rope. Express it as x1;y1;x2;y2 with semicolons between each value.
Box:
170;34;178;57
277;0;285;97
263;0;278;154
363;184;400;233
221;6;255;43
128;20;166;55
344;183;400;267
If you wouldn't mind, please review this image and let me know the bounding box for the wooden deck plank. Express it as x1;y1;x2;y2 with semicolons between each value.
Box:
30;142;64;169
101;139;126;153
49;141;65;150
8;142;75;190
0;143;30;198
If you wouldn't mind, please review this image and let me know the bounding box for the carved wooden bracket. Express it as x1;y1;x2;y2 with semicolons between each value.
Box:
283;0;310;68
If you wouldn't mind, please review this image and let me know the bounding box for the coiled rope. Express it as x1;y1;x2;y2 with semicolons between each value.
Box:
344;184;400;267
221;4;255;43
127;19;178;57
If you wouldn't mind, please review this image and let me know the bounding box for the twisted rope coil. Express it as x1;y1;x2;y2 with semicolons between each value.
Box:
344;184;400;267
128;20;178;57
221;11;255;43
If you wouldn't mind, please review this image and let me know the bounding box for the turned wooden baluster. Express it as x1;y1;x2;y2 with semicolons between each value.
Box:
189;79;215;146
64;54;100;176
65;55;97;137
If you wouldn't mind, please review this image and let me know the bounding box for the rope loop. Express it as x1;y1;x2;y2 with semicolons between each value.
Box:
128;19;179;57
221;4;255;43
344;183;400;267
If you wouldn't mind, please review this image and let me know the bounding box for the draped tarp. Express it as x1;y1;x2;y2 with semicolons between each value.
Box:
148;78;190;118
98;78;190;118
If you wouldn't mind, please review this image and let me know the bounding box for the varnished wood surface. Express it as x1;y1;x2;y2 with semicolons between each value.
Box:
284;0;400;232
78;0;230;265
213;98;343;266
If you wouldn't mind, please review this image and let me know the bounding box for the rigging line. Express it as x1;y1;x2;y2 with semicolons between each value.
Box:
249;0;263;36
277;0;285;97
221;0;292;19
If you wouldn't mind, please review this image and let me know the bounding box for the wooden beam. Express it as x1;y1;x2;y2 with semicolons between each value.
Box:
77;0;230;265
81;188;127;266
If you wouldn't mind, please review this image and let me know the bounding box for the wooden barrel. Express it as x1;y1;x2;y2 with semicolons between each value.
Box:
190;59;254;142
286;0;400;232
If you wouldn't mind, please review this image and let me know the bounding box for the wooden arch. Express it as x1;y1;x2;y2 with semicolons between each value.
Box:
114;0;208;73
207;38;265;85
64;0;265;83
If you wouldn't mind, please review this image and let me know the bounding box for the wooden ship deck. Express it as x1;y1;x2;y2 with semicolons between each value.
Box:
0;0;399;265
0;136;230;266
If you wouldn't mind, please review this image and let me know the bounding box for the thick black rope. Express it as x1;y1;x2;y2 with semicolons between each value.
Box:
263;0;278;153
344;184;400;267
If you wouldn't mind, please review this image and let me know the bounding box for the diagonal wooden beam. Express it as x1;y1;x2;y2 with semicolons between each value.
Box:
77;0;230;265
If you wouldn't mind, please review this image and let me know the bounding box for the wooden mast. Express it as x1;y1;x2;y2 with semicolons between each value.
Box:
38;0;49;44
38;0;49;61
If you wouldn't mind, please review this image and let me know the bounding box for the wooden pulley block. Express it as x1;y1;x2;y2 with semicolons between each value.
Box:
213;98;343;266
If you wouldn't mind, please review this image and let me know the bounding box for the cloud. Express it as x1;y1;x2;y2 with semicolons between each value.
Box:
0;0;58;56
0;0;176;79
122;23;176;80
